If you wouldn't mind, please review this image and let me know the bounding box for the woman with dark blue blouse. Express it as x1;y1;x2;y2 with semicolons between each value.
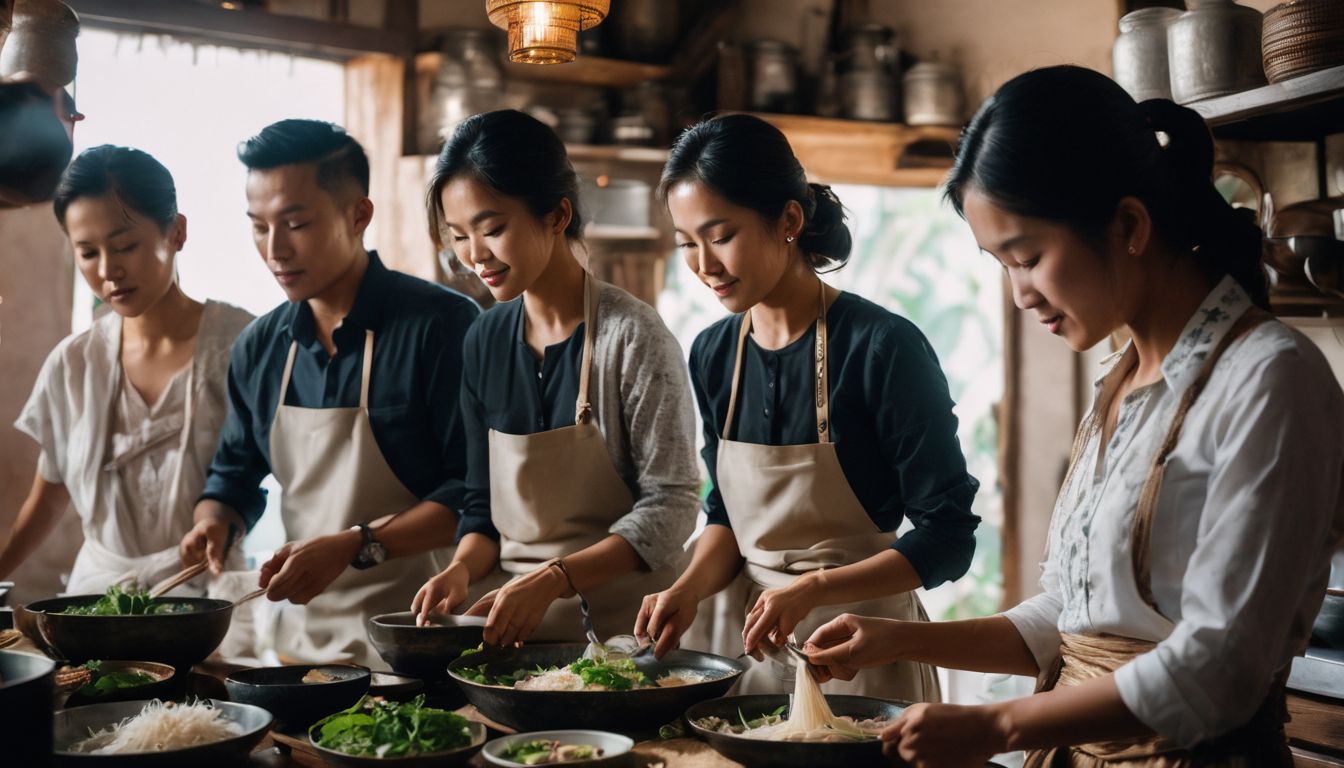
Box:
634;114;980;700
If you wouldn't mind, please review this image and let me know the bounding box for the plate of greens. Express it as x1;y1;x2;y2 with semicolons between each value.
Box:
482;730;633;766
308;694;486;767
63;660;177;707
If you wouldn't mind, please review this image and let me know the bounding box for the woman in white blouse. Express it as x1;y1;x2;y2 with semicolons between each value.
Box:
801;66;1344;766
1;145;252;594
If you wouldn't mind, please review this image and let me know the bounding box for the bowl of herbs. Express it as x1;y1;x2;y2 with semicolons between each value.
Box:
308;694;486;767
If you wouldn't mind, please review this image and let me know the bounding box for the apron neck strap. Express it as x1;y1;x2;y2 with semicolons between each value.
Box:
723;281;832;443
277;340;299;419
360;330;375;409
575;274;598;425
1129;307;1272;608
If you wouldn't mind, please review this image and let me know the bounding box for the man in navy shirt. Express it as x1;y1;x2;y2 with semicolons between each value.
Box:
180;120;477;665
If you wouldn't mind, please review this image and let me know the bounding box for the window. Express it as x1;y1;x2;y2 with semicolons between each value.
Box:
69;29;347;560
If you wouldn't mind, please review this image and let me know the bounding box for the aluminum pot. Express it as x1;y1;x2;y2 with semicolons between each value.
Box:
1167;0;1267;104
903;61;964;126
1113;7;1182;101
745;40;798;114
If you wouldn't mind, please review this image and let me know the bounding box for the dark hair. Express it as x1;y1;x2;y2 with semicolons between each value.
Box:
237;118;370;201
944;65;1268;309
658;114;851;272
52;144;177;231
427;109;583;248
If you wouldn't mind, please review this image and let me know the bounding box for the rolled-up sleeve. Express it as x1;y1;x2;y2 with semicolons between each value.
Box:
199;332;269;529
1113;349;1344;746
1002;564;1065;676
607;313;700;571
873;321;981;589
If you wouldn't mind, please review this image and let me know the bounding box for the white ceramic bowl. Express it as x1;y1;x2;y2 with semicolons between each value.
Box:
481;730;634;767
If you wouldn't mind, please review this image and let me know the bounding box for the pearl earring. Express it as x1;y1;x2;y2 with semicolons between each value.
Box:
1128;245;1136;255
785;235;795;243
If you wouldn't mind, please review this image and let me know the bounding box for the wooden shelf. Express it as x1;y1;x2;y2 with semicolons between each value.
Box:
414;52;672;92
1190;64;1344;141
748;113;960;189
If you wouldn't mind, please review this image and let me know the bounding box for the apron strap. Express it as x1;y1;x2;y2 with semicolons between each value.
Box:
360;330;375;410
815;280;831;443
575;274;598;426
276;340;300;420
723;281;832;443
1130;307;1272;607
722;311;752;440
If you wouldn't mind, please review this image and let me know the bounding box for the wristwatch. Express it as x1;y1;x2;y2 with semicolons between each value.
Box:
350;522;387;570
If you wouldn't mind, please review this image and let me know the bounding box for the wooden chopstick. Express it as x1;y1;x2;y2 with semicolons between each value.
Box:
233;587;267;607
147;560;208;598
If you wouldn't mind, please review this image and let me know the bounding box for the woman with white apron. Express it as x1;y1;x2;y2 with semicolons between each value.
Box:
179;120;479;668
411;110;699;647
636;115;979;702
5;145;251;594
801;67;1344;766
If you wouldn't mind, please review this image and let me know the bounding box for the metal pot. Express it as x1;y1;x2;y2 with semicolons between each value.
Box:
422;28;503;154
903;61;965;126
581;178;651;229
0;650;55;768
1167;0;1267;104
745;40;798;113
840;69;897;122
1113;7;1182;102
606;0;678;63
839;23;896;74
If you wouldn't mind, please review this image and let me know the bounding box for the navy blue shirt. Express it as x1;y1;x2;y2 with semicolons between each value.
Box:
689;291;980;589
455;299;587;542
200;251;480;529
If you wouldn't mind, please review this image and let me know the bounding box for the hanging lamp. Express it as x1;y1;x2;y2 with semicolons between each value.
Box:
485;1;610;65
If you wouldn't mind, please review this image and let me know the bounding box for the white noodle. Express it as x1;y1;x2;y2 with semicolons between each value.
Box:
72;699;244;754
721;657;887;742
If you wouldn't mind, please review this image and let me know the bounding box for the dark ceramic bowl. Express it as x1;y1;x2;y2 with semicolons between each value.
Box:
225;664;370;730
22;595;233;668
0;650;56;767
685;694;906;768
52;698;271;767
368;612;485;680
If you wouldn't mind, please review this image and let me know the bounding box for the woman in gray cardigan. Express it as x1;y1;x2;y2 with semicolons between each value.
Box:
411;110;699;647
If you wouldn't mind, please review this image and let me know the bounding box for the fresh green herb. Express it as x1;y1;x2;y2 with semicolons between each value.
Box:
658;721;685;740
310;695;473;758
77;661;157;697
457;643;484;658
60;586;190;616
457;663;545;687
566;657;646;691
502;739;603;764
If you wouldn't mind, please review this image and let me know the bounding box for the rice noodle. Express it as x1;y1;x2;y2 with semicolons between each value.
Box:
697;657;888;742
71;699;244;754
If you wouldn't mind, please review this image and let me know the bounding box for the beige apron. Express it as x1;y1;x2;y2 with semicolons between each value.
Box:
715;284;940;701
1025;308;1289;768
485;275;676;642
268;330;443;668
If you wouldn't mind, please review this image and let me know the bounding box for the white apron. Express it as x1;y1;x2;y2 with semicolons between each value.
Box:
715;284;940;701
268;330;444;668
485;275;676;641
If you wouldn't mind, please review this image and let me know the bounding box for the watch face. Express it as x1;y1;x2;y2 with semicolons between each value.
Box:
367;541;387;564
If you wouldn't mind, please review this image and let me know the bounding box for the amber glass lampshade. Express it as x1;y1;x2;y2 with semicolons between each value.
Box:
485;0;610;65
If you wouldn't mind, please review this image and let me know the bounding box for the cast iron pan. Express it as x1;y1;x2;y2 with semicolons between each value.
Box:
22;595;233;669
446;642;745;732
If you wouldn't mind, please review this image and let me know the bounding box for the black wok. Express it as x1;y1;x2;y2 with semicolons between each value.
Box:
684;694;906;768
446;643;745;732
21;595;233;668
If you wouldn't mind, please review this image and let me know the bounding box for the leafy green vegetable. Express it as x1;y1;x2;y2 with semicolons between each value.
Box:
310;695;473;758
60;586;190;616
567;657;646;691
457;663;544;687
502;739;602;764
458;643;484;658
78;662;157;697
